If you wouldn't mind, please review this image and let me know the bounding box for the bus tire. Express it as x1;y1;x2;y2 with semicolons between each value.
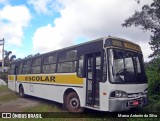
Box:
65;92;84;112
19;85;25;98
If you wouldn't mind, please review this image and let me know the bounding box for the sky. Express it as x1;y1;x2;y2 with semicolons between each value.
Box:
0;0;153;62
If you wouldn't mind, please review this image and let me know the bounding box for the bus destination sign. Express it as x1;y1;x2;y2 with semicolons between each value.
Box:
124;42;141;52
105;38;141;52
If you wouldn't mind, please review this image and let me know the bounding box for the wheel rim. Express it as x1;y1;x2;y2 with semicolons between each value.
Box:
70;98;79;109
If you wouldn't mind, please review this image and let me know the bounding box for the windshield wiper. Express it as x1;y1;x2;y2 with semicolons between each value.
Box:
116;68;127;75
116;68;127;82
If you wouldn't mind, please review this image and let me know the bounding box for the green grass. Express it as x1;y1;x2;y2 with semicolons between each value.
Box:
0;85;19;102
0;85;9;92
127;118;160;121
0;119;91;121
0;91;19;102
23;103;64;112
0;117;124;121
0;118;70;121
22;103;129;121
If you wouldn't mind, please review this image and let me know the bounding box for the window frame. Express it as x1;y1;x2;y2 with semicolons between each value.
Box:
57;60;77;73
17;61;23;74
108;48;146;84
42;63;57;74
57;49;78;73
22;59;31;74
31;57;42;74
9;63;16;75
42;53;58;74
59;50;77;62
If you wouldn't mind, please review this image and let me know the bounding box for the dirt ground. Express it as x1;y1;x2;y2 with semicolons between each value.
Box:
0;91;42;112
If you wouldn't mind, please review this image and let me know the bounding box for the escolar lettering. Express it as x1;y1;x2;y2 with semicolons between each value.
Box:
25;76;56;82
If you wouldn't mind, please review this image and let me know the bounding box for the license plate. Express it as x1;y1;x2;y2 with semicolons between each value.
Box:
133;100;139;106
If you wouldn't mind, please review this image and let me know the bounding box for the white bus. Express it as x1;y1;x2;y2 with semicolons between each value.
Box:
8;36;148;112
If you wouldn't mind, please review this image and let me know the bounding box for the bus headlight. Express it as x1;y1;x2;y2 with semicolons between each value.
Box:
110;90;128;98
144;88;148;94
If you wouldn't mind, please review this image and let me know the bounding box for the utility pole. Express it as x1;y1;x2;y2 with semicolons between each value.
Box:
0;38;4;72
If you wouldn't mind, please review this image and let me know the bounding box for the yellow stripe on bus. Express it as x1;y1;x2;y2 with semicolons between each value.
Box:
16;74;83;85
8;75;14;81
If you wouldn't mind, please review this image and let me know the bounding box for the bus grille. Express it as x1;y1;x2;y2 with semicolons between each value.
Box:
128;93;143;98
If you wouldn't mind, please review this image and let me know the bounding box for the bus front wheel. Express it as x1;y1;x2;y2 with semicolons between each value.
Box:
19;85;25;98
65;92;84;112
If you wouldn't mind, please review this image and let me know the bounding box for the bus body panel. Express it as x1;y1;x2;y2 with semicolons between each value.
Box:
8;75;16;91
17;82;84;105
99;82;109;111
99;81;148;111
107;83;147;112
114;84;148;93
14;73;85;107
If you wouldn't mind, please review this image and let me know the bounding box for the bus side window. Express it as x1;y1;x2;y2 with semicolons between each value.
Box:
18;62;23;74
9;63;15;74
57;50;77;73
42;53;57;73
31;57;42;74
22;60;31;74
77;55;84;77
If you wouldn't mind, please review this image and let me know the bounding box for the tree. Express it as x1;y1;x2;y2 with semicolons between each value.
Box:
122;0;160;112
145;57;160;111
4;50;16;66
4;51;12;66
122;0;160;58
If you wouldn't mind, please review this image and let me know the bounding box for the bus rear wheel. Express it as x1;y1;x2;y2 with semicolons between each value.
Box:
65;92;84;112
19;85;25;98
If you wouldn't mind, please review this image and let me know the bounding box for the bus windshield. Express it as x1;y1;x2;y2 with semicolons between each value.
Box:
108;48;147;84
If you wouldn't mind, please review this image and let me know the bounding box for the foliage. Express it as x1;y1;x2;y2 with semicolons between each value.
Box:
0;72;8;83
123;0;160;111
146;58;160;95
0;85;8;92
23;103;64;112
0;86;19;101
127;118;159;121
122;0;160;58
0;118;105;121
145;57;160;111
0;92;19;102
4;50;16;66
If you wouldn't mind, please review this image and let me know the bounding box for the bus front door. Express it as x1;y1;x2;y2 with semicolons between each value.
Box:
86;52;101;107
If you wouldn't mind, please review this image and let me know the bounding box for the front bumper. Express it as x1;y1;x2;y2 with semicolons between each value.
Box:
109;97;148;112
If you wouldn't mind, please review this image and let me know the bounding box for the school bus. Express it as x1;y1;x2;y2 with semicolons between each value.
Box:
8;36;148;112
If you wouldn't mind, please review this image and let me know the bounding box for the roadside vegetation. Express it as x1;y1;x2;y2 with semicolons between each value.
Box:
0;85;8;92
144;58;160;112
23;102;64;112
0;92;18;102
0;72;8;83
0;85;18;102
122;0;160;120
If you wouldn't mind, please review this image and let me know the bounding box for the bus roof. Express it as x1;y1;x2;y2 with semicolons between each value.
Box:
12;36;141;63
